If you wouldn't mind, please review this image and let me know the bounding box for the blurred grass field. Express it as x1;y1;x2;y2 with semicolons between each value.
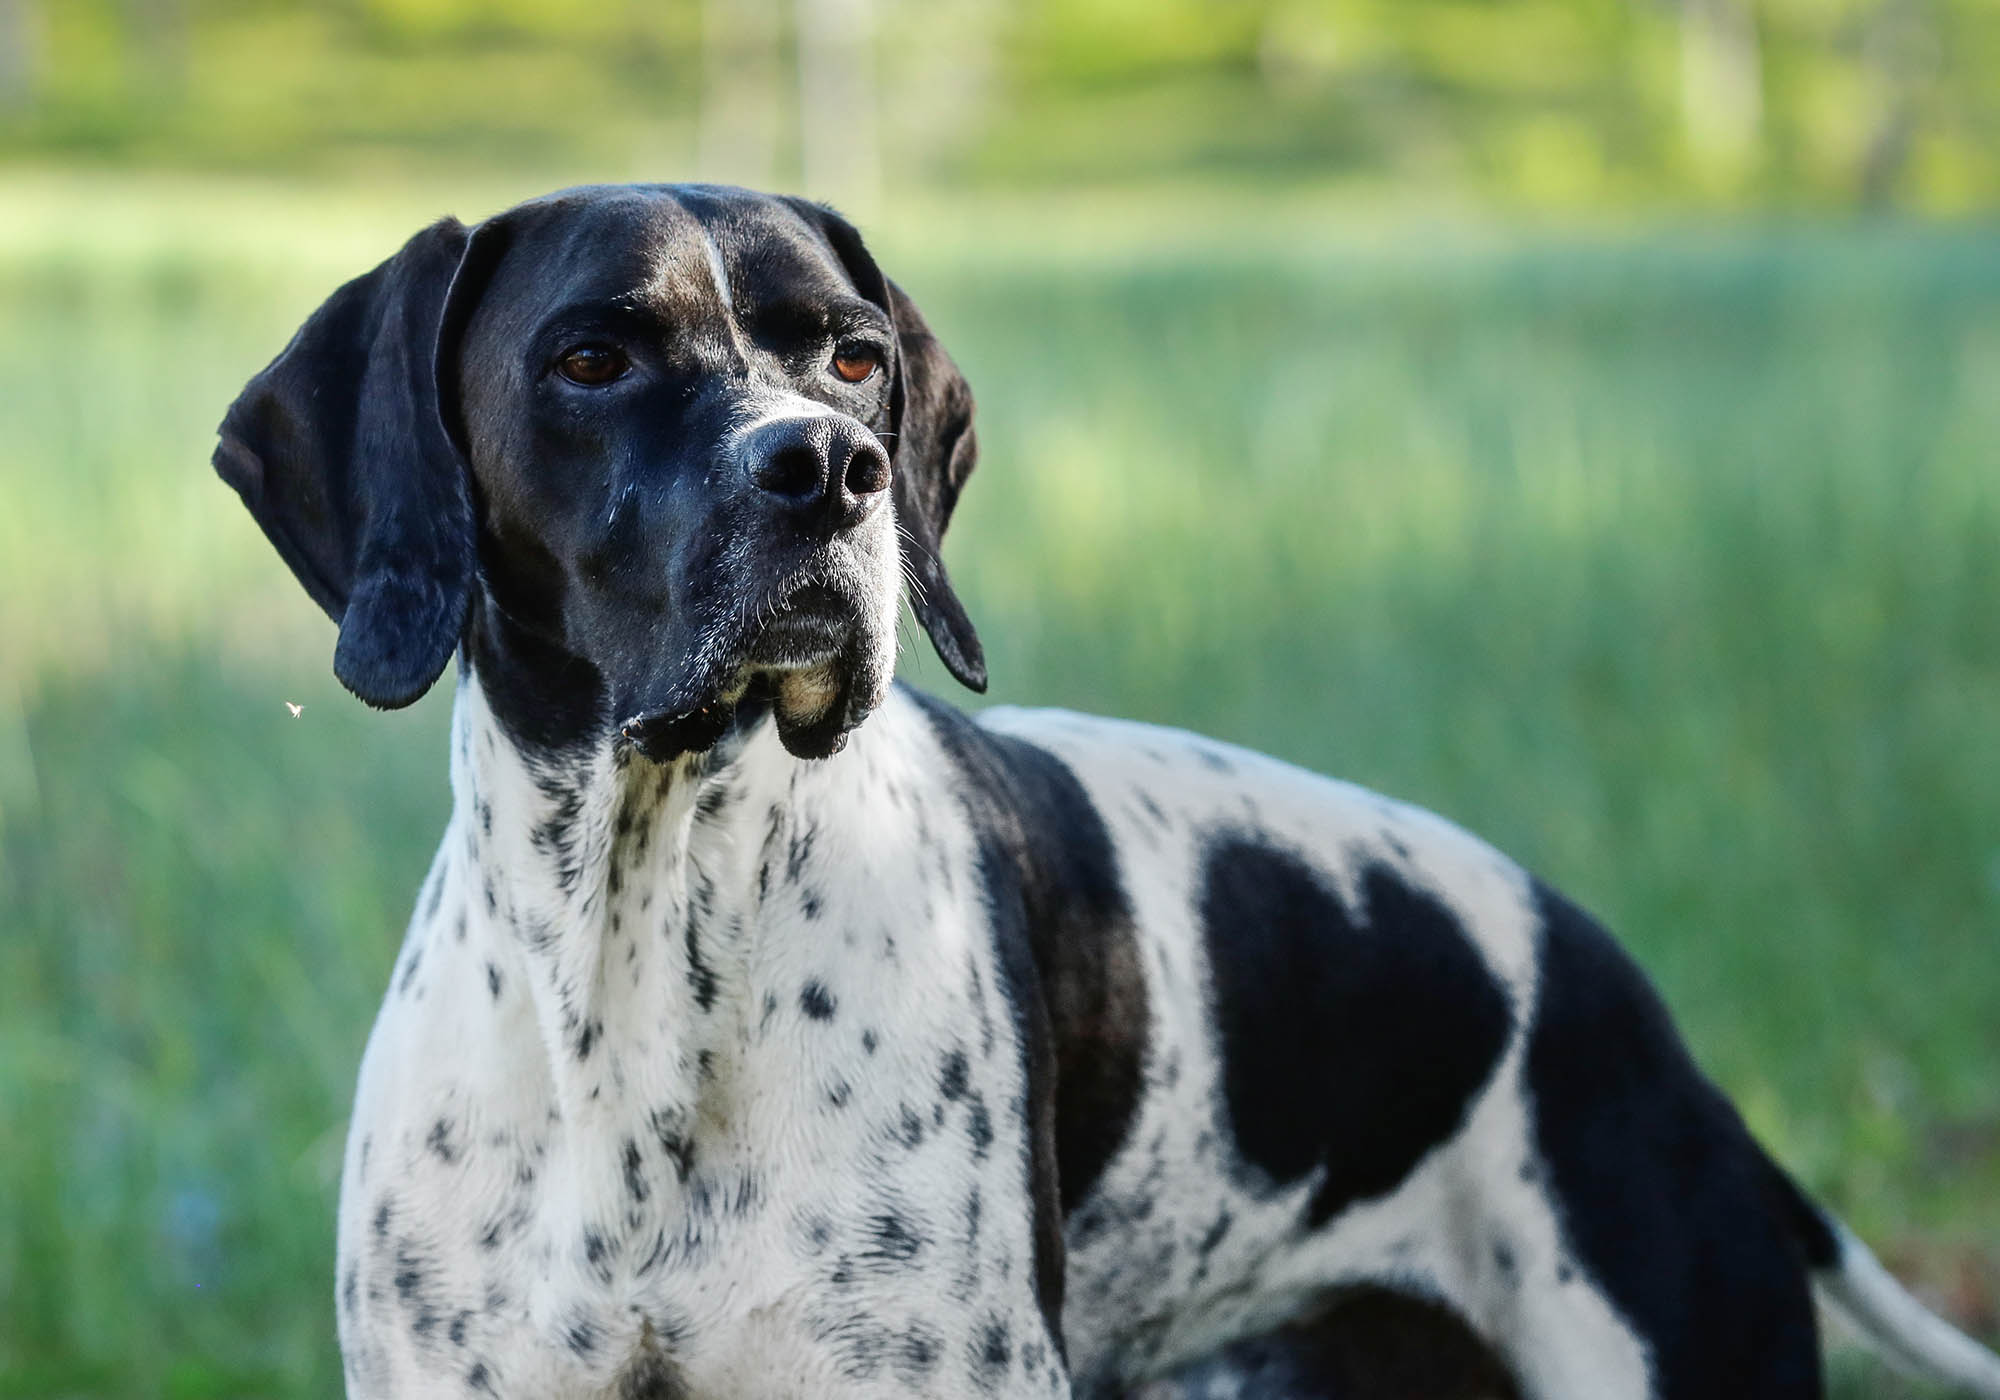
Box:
1;176;1997;1397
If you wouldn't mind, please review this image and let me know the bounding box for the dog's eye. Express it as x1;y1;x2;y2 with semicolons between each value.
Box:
830;347;880;384
557;345;629;386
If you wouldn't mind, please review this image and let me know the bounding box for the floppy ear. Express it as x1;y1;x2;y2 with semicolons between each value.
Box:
782;198;987;692
213;217;490;709
881;279;986;693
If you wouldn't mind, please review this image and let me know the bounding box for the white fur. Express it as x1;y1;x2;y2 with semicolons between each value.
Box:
337;679;1059;1398
337;689;1997;1399
698;225;734;311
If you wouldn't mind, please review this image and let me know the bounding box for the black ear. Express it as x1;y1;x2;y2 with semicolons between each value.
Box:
782;198;987;692
881;279;986;693
213;217;488;709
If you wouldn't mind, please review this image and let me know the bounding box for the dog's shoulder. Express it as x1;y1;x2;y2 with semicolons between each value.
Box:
901;690;1539;1210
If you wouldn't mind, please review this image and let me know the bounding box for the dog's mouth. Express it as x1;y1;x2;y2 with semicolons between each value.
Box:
743;581;858;668
617;570;889;764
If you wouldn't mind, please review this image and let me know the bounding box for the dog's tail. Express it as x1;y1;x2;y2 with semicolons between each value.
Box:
1767;1157;2000;1397
1813;1224;2000;1398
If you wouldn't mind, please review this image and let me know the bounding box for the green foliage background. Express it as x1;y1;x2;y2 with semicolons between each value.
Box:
1;1;1998;1396
2;0;1998;209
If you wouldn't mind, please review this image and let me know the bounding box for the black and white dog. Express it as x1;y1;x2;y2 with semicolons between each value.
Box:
215;184;2000;1400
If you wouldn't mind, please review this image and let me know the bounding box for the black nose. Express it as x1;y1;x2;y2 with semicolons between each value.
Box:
743;416;891;532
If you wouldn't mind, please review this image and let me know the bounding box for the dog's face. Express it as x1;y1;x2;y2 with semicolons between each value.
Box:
215;184;985;761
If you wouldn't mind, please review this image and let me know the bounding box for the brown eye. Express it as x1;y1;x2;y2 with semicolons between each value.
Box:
557;345;629;386
831;348;879;383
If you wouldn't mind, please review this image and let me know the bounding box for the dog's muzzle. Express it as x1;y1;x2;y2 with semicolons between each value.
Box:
618;562;895;766
611;410;899;766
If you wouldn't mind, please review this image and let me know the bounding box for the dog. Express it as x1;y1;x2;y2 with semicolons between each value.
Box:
214;183;2000;1400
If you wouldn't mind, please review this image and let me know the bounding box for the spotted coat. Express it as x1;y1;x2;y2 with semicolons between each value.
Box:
333;671;1992;1400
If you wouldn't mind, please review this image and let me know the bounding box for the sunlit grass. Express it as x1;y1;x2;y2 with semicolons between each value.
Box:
2;176;1996;1395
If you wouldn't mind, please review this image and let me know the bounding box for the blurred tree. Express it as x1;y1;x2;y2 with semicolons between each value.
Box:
700;0;783;188
123;0;187;95
0;0;1991;211
0;0;40;108
1678;0;1765;185
798;0;882;212
1856;0;1935;206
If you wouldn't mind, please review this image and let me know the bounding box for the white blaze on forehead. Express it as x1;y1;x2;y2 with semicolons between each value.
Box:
699;224;733;310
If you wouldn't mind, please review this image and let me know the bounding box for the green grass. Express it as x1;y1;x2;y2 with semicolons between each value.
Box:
2;178;1997;1395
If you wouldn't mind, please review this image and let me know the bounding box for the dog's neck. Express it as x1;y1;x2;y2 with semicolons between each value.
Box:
428;665;919;1155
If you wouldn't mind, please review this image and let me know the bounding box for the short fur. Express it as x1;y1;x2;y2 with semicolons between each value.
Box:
216;183;2000;1400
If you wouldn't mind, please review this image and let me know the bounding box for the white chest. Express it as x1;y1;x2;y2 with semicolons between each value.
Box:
332;690;1063;1399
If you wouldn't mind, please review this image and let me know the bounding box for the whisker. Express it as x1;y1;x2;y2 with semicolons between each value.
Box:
898;553;930;607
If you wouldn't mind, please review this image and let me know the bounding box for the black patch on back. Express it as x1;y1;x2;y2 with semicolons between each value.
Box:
913;688;1152;1357
1199;835;1510;1225
1525;880;1823;1398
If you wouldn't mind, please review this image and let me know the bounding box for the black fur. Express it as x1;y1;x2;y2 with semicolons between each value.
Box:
915;692;1151;1214
914;689;1154;1352
216;185;986;754
1199;835;1511;1224
214;218;487;708
1525;880;1824;1399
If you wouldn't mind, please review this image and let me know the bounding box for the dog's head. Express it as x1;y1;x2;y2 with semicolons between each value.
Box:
215;184;983;761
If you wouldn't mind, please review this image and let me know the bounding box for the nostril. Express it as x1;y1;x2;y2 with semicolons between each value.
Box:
752;442;827;499
845;444;891;498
